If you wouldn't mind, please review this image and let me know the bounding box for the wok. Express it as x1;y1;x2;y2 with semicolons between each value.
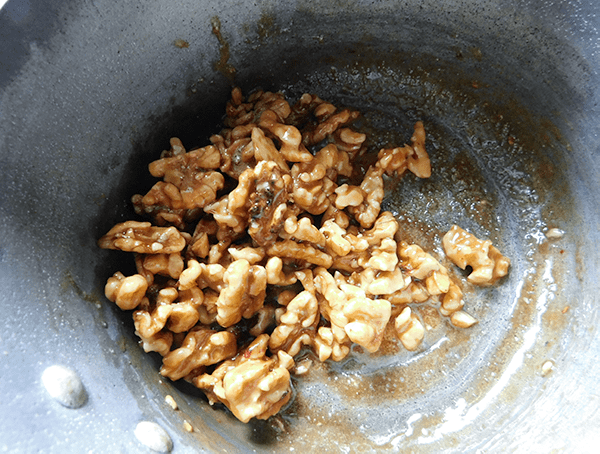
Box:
1;0;599;452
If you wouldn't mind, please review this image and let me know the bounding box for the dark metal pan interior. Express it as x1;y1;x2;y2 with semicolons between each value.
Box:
1;0;599;452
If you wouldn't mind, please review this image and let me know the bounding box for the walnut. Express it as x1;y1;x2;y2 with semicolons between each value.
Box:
320;219;353;256
395;308;425;351
227;246;266;264
290;144;351;215
439;281;465;316
98;221;186;254
349;266;408;296
138;253;184;280
303;108;360;147
442;225;510;285
334;184;365;209
313;326;350;362
450;310;478;328
326;211;399;274
332;128;367;155
133;287;179;339
132;182;191;229
210;134;254;179
160;327;237;381
258;110;313;162
251;127;290;172
216;260;267;327
247;161;294;247
160;137;187;159
146;144;224;209
105;272;148;310
279;215;326;248
136;330;173;356
377;145;413;178
398;242;446;281
193;334;294;423
267;240;333;268
98;88;512;424
206;161;294;247
269;290;319;357
347;165;385;229
376;122;430;179
407;121;431;178
314;267;391;354
265;256;298;286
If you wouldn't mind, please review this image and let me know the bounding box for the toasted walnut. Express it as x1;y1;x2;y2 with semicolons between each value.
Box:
265;256;298;286
132;182;190;229
347;165;384;229
105;272;148;310
440;281;464;316
267;240;333;268
136;329;173;356
315;267;391;354
251;127;290;172
349;266;408;296
326;211;399;274
290;144;351;215
377;145;413;177
146;145;224;209
133;287;179;338
216;260;267;327
407;121;431;178
99;88;513;424
98;221;186;254
210;134;254;179
396;310;425;351
332;128;367;155
269;291;319;357
377;122;430;179
247;161;294;247
160;327;237;381
139;253;185;280
313;326;351;362
178;259;203;291
303;108;359;146
280;215;326;248
387;281;430;305
398;242;446;280
320;219;353;256
450;310;478;328
228;246;266;264
160;137;187;159
149;143;221;174
334;184;365;209
193;334;294;423
442;225;510;285
258;110;313;162
225;89;291;127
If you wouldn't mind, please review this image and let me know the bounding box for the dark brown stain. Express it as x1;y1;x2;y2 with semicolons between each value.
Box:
211;16;237;85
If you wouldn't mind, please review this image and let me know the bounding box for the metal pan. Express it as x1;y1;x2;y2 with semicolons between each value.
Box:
1;0;599;452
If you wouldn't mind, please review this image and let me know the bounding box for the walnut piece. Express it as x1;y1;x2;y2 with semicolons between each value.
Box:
442;225;510;285
105;272;148;310
98;221;186;254
269;290;319;356
160;327;237;381
216;259;267;327
193;335;294;423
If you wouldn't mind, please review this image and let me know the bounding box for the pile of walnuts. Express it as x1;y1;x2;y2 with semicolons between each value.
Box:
98;88;509;423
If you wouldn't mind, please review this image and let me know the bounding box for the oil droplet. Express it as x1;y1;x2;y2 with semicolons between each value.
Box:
41;365;87;409
135;421;173;453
